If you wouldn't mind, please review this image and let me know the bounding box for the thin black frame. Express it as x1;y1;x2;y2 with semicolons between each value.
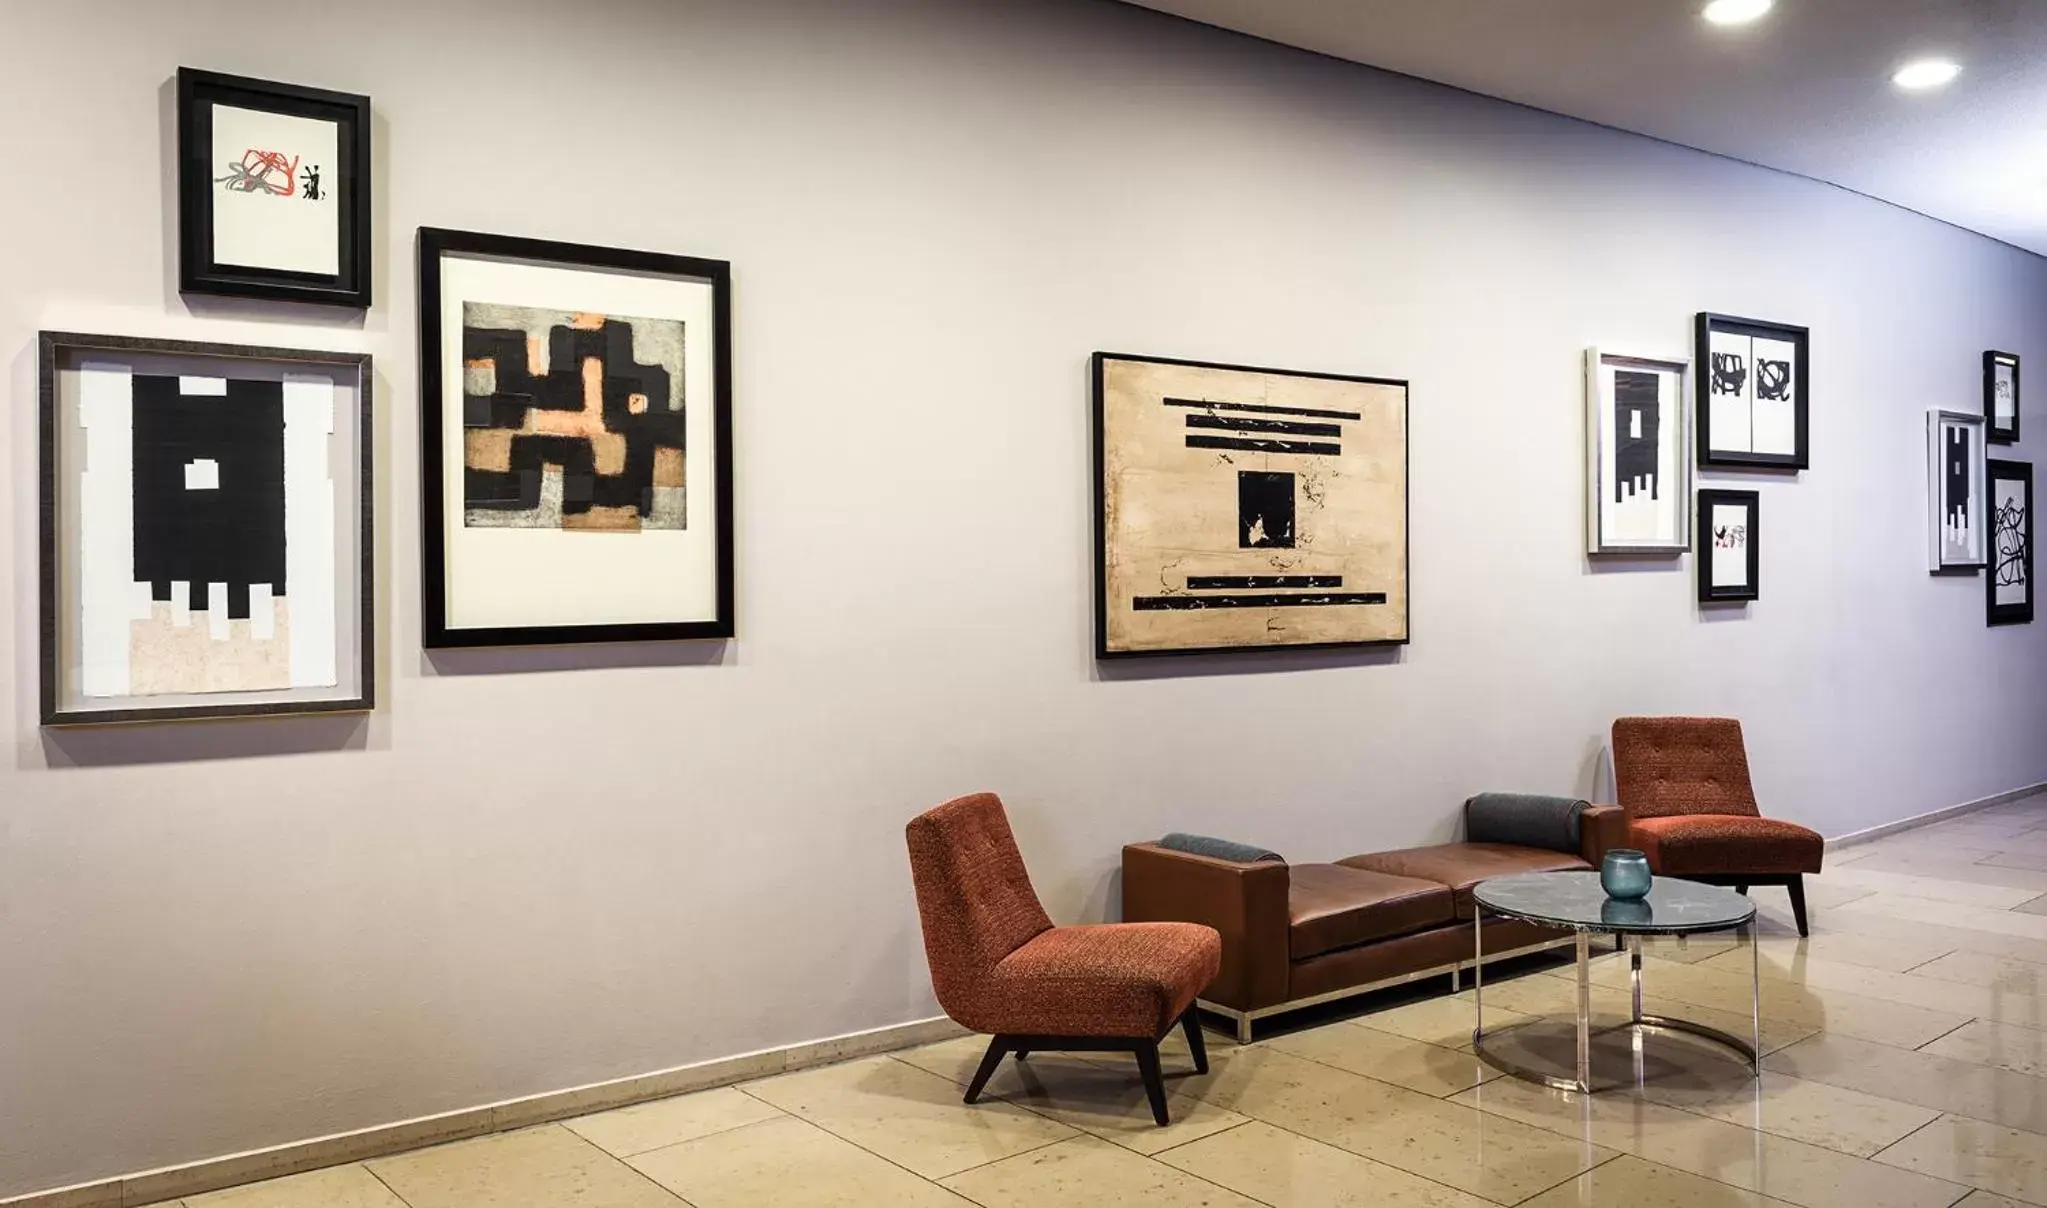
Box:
1695;313;1810;470
1696;489;1760;604
1988;458;2033;627
1585;347;1692;556
417;227;735;649
1091;350;1411;659
38;331;375;726
1986;351;2021;445
177;67;372;308
1928;409;1989;573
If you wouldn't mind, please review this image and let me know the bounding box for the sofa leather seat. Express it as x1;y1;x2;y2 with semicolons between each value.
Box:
1631;814;1823;876
1287;863;1455;959
1338;843;1590;918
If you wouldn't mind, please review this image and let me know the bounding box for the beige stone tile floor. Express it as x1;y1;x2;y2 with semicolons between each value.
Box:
144;792;2047;1207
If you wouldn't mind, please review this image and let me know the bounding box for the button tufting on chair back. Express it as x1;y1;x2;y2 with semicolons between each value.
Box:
1611;717;1761;819
904;792;1054;1022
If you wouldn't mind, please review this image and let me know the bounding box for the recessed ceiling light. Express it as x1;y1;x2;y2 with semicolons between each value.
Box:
1892;58;1961;91
1702;0;1773;27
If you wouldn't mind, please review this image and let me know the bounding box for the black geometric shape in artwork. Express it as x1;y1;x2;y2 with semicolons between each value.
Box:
1755;359;1793;402
1947;427;1972;529
1710;351;1748;397
1132;592;1385;610
1995;497;2029;588
1238;471;1295;549
461;318;685;518
1189;435;1341;457
1613;369;1661;503
1186;575;1343;590
1184;414;1343;438
130;375;287;619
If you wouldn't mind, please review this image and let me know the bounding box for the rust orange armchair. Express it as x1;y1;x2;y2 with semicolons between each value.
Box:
905;793;1221;1125
1611;717;1824;935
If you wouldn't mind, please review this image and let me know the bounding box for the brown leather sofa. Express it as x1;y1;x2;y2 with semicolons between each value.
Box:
1123;804;1627;1041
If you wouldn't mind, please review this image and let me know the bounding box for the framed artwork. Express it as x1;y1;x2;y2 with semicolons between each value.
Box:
1586;348;1691;555
1928;409;1989;572
419;228;733;648
1697;489;1759;603
1986;351;2021;445
1092;352;1408;658
38;332;373;725
1988;458;2033;625
1696;313;1809;470
178;68;371;308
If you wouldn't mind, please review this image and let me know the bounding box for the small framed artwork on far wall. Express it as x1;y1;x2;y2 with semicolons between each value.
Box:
1928;409;1989;573
1988;458;2033;626
1986;351;2021;444
178;68;371;308
1697;313;1809;470
1697;489;1759;603
1585;348;1690;555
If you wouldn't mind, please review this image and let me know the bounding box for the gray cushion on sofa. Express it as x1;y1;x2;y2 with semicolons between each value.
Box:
1464;794;1587;854
1159;832;1283;863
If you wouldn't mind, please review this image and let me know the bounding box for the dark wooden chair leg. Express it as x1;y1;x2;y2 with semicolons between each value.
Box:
1787;875;1809;938
1733;884;1749;895
1134;1041;1170;1125
1180;1008;1209;1075
964;1036;1009;1104
1013;1049;1030;1062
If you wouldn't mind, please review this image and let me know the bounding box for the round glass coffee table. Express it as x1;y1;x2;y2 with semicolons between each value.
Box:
1471;872;1759;1094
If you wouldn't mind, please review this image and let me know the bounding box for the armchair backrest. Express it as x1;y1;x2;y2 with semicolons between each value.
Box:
1611;716;1760;819
905;793;1053;1016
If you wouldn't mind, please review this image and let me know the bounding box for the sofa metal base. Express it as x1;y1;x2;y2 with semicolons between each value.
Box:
1196;934;1578;1044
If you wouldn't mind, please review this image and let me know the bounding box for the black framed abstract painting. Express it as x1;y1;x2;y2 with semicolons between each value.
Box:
1092;352;1408;657
1986;351;2021;445
1696;313;1809;470
1988;458;2033;626
418;228;733;648
1928;409;1989;573
177;68;371;308
1697;489;1759;603
1586;348;1690;555
38;332;373;725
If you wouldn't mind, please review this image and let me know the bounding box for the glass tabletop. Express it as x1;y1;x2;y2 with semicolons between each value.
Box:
1472;872;1755;934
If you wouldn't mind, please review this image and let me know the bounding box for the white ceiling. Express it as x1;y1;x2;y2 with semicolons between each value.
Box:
1124;0;2047;257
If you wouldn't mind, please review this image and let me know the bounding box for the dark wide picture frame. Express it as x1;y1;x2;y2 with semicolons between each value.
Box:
418;227;735;649
1091;350;1411;659
38;331;375;725
1696;313;1810;471
1986;351;2021;445
1696;488;1760;604
1988;457;2034;627
177;67;372;307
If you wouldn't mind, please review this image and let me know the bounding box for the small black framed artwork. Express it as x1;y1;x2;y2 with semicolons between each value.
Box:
1696;313;1809;470
1697;489;1759;603
177;68;371;308
1928;409;1989;573
1986;351;2021;445
1988;458;2033;626
1093;352;1409;657
38;332;374;725
419;227;734;648
1586;348;1691;555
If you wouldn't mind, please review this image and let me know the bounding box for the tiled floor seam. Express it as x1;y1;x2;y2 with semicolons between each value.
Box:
1174;1110;1526;1208
591;1105;795;1162
560;1126;696;1206
360;1162;420;1208
1504;1148;1628;1207
1912;1019;1976;1051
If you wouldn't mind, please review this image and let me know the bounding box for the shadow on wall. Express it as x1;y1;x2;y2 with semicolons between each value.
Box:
1092;643;1402;682
38;712;370;767
421;640;732;677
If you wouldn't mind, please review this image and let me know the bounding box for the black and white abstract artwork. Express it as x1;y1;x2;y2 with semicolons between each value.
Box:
1587;350;1689;554
1929;409;1988;572
1697;314;1809;469
1989;458;2033;625
1987;351;2021;445
1697;489;1759;603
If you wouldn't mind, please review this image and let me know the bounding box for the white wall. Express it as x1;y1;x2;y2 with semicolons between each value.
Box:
3;0;2045;1194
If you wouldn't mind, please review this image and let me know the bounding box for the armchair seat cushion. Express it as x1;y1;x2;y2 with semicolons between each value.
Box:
1338;843;1591;918
1287;864;1455;959
983;922;1220;1038
1631;814;1823;876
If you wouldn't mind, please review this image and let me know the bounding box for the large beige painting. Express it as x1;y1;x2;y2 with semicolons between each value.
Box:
1095;353;1408;655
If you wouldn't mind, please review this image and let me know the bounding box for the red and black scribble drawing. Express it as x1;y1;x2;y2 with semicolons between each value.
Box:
217;150;324;201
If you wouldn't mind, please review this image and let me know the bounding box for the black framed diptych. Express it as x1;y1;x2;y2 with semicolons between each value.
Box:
1696;313;1809;470
1697;489;1759;603
418;228;734;648
1092;352;1409;658
1586;348;1691;555
38;332;374;725
1986;351;2021;445
1928;409;1989;573
1988;458;2033;626
178;68;371;308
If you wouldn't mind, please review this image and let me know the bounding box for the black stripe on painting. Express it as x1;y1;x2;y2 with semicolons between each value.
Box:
1185;435;1342;456
1165;397;1363;421
1132;592;1387;610
1186;575;1344;589
1184;414;1344;438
